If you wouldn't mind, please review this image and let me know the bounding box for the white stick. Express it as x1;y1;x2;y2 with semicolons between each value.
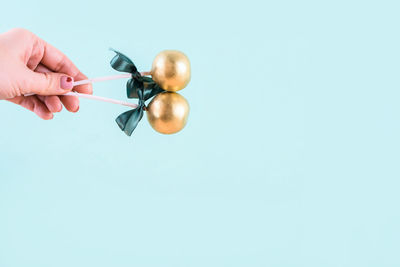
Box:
64;92;138;108
23;72;151;107
72;72;151;86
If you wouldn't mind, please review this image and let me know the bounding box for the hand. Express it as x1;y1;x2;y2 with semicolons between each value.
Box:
0;28;92;119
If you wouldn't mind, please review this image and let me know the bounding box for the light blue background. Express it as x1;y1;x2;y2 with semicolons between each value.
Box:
1;0;400;266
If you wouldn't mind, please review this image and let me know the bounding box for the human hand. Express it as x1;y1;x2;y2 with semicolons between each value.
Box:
0;28;92;119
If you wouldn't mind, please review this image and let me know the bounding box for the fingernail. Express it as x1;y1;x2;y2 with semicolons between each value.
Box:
60;76;74;90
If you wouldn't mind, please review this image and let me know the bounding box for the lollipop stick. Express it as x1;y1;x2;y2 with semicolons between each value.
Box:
64;92;138;108
23;72;152;108
73;72;151;86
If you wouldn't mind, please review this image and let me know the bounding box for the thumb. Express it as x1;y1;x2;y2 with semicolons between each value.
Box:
21;70;74;95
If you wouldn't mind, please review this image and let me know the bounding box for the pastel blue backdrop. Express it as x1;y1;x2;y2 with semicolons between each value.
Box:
1;0;399;266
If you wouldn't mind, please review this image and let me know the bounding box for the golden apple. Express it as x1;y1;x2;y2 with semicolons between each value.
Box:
151;50;191;91
146;92;189;134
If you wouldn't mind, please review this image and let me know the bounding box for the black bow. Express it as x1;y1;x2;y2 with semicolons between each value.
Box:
110;49;164;136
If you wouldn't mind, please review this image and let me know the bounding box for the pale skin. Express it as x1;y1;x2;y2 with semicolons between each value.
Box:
0;28;92;119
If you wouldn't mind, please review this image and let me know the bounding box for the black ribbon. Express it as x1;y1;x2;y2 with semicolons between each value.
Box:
110;49;164;136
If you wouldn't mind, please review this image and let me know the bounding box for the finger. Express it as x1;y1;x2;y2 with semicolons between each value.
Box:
73;72;92;94
40;41;80;77
34;64;51;73
35;64;87;112
59;94;79;113
36;63;89;95
34;63;80;112
8;95;53;120
35;63;92;95
34;64;63;112
28;33;87;95
20;70;73;96
38;95;63;113
59;72;92;113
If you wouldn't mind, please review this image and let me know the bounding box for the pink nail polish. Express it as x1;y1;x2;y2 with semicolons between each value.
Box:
60;76;74;90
